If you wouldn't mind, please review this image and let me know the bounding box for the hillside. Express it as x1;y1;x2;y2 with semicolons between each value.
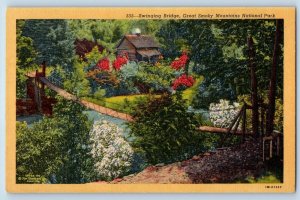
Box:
92;138;277;184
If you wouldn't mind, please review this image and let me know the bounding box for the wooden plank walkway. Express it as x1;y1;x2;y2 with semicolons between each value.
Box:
197;126;252;135
39;77;134;122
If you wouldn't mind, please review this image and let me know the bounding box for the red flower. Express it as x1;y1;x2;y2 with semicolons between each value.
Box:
172;74;195;90
97;58;110;71
170;52;189;70
113;55;128;71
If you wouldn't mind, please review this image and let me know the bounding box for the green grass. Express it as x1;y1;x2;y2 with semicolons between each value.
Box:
235;171;282;183
83;75;204;114
83;94;160;114
104;94;159;114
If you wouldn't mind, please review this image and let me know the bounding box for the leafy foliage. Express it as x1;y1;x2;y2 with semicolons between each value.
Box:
128;93;206;164
63;58;91;97
22;19;75;70
16;20;38;98
16;98;95;183
67;19;163;51
135;64;178;93
238;94;283;132
157;20;283;108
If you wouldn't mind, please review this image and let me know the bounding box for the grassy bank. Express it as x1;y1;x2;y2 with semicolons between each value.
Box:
83;75;204;114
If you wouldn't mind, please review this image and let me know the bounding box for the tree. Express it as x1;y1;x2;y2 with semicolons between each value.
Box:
16;20;38;98
16;98;95;183
68;19;129;52
266;19;284;136
51;98;95;183
63;57;91;97
158;20;283;110
68;19;164;52
16;120;64;183
22;20;75;70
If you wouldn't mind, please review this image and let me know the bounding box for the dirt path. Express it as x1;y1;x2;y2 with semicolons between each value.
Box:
103;139;263;184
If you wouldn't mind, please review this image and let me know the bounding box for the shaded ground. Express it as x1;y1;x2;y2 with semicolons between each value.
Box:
93;138;275;184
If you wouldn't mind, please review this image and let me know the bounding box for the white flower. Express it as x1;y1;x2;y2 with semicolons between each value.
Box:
209;99;240;128
90;120;133;180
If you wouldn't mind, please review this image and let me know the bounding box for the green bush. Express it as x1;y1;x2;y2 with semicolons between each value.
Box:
128;92;208;164
16;98;95;184
94;88;106;100
135;65;178;92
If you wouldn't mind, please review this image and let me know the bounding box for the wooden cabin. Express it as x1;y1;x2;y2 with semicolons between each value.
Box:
116;32;161;63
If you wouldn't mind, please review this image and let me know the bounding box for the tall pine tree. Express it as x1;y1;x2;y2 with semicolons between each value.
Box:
22;20;75;71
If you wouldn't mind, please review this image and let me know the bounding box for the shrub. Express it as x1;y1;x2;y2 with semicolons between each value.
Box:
96;58;110;71
16;98;95;184
128;92;206;164
135;65;177;92
113;55;128;71
90;120;134;181
93;88;106;100
170;51;189;70
119;62;139;79
193;78;237;109
172;74;195;90
209;99;240;128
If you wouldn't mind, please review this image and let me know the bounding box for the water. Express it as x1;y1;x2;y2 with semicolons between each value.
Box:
17;114;43;127
187;106;210;120
16;111;131;138
84;110;131;138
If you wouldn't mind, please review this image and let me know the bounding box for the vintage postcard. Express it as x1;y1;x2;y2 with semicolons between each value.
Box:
6;7;295;193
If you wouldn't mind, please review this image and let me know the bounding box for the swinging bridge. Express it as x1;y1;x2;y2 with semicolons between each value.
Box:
24;62;282;161
26;66;251;137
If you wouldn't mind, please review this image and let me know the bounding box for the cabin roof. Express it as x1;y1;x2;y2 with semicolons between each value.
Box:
117;34;160;49
74;38;105;58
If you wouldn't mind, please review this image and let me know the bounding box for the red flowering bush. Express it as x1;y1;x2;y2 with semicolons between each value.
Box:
97;58;110;71
113;55;128;71
170;52;189;70
172;74;195;90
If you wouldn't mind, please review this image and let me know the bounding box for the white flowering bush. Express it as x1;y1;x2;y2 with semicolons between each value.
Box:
90;120;133;181
209;99;240;128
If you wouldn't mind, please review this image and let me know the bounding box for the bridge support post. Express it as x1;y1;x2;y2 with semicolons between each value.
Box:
247;36;259;138
34;76;42;114
41;61;46;95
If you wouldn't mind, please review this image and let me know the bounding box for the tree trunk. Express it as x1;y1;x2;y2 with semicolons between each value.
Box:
247;36;259;138
266;20;283;136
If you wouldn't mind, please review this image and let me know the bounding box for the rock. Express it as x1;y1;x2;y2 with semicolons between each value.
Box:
114;178;123;182
192;155;200;161
96;180;108;184
126;174;135;178
203;152;211;156
145;166;157;172
155;163;165;167
181;160;190;167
